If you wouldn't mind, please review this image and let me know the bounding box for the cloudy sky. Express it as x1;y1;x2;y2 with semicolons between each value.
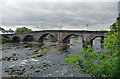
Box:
0;0;119;31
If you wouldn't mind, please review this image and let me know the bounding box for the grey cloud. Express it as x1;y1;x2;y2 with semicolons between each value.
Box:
1;2;118;30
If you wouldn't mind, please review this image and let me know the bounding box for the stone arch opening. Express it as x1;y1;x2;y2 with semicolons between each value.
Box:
38;33;57;44
62;34;83;49
63;34;83;43
23;35;35;42
90;36;104;50
12;36;20;42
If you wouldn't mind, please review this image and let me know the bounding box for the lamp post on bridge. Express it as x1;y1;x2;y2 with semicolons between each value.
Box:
87;24;89;31
37;25;45;30
37;26;41;30
59;24;63;30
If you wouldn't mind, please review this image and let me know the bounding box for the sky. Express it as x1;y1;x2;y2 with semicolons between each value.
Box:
0;0;119;31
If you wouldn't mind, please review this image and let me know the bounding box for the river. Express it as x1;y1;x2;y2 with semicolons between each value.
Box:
0;37;105;78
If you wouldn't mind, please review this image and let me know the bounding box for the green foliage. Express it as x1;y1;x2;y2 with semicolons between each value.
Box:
24;36;35;42
0;36;9;43
44;35;51;40
0;27;4;30
70;35;78;39
28;36;35;41
64;16;120;78
16;27;32;34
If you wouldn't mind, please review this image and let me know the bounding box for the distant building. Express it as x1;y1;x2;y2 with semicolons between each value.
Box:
0;28;15;34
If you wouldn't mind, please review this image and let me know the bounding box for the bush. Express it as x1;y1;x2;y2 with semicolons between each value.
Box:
16;27;32;34
64;16;120;78
0;36;10;43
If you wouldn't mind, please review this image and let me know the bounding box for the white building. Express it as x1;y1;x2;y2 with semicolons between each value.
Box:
0;28;15;34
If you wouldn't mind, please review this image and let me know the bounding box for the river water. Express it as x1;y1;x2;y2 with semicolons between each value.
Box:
0;37;105;78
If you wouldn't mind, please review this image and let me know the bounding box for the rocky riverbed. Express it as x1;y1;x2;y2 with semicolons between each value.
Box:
0;37;104;77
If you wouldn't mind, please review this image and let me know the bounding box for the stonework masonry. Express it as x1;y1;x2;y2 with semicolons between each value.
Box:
1;30;107;50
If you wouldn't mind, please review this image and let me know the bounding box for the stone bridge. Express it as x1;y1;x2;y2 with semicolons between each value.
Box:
1;30;108;50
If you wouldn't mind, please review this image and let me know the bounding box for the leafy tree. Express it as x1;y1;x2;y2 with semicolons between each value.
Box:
64;16;120;78
24;36;35;42
70;35;78;39
0;27;5;30
44;35;51;40
16;27;32;34
0;36;9;43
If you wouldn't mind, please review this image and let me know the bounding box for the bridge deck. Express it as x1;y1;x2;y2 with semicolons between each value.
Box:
0;30;108;36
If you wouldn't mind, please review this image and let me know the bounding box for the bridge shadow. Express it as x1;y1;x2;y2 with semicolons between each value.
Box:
12;36;20;43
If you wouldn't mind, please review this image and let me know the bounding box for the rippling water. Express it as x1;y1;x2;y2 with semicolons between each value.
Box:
0;37;105;77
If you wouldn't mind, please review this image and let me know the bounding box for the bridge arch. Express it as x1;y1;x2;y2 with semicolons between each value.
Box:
90;36;104;48
61;34;83;50
12;36;20;42
62;34;83;43
23;35;35;42
38;33;57;44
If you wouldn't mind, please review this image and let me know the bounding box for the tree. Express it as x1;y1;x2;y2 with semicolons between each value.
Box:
0;27;5;30
0;36;9;43
16;27;32;34
64;16;120;78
